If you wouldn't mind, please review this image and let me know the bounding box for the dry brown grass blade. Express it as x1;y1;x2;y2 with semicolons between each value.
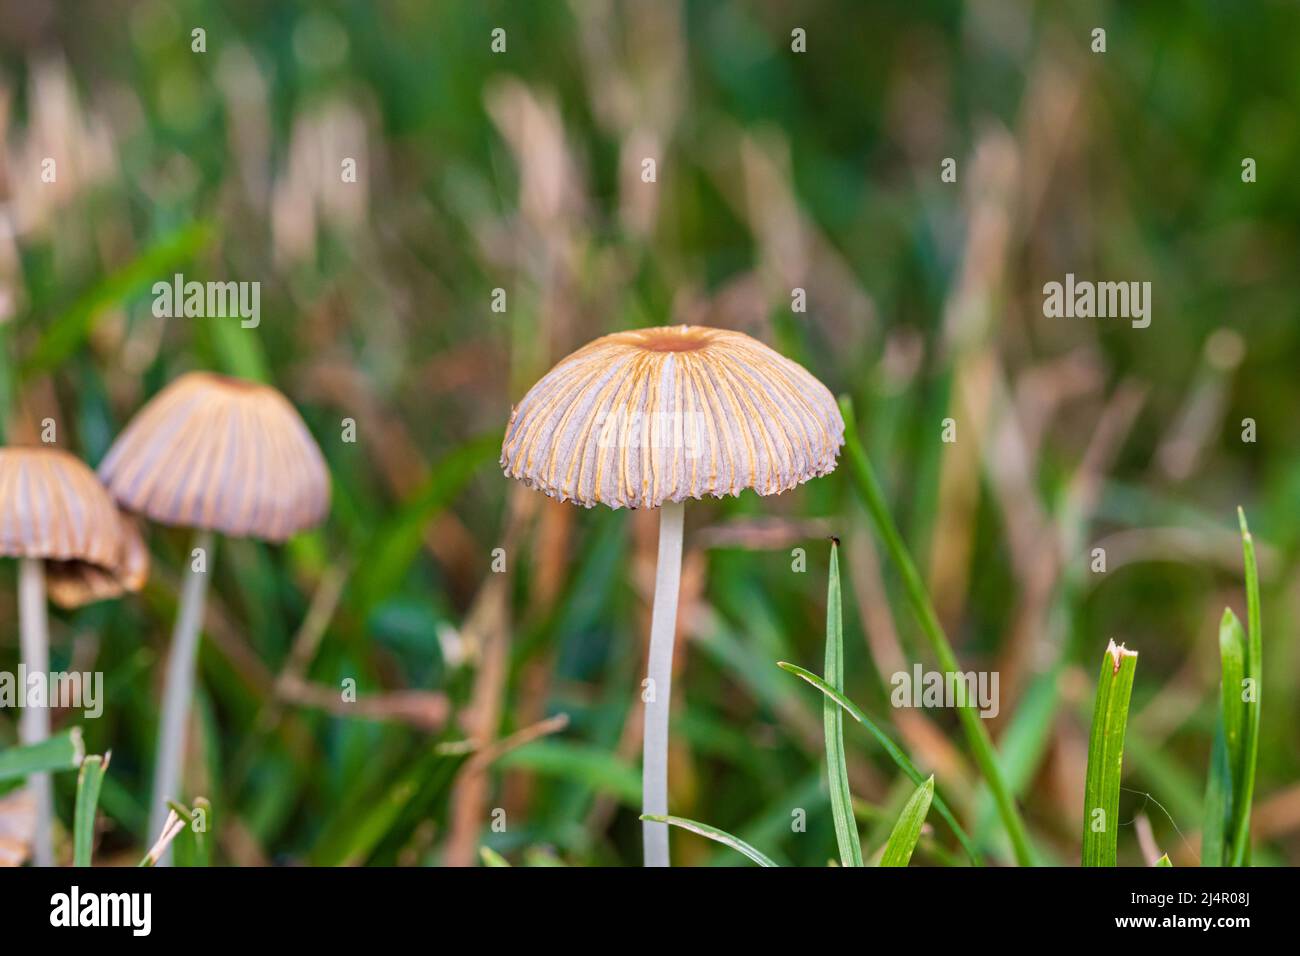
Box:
704;126;875;349
140;810;185;866
274;675;450;731
694;517;834;550
442;488;528;866
457;713;572;770
280;562;350;682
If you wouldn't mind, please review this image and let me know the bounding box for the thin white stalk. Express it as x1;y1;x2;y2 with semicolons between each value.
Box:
18;557;53;867
642;500;684;868
149;528;214;867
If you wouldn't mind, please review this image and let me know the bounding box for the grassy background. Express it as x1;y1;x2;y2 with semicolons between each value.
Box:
0;0;1297;866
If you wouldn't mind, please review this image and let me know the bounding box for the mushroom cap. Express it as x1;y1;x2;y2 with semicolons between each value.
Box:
46;515;149;609
97;372;330;542
501;325;845;509
0;447;125;569
46;561;127;609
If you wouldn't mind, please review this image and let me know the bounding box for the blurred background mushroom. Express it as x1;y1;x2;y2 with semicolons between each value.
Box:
97;371;330;864
502;324;843;865
45;516;149;610
0;446;135;866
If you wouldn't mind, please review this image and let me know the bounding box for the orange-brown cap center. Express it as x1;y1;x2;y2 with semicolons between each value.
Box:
626;326;715;353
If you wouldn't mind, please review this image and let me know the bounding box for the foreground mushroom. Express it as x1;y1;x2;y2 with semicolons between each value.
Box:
98;372;330;862
502;325;843;865
0;446;140;866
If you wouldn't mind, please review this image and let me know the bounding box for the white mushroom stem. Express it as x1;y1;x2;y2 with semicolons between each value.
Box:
149;528;214;867
642;500;684;867
18;557;53;867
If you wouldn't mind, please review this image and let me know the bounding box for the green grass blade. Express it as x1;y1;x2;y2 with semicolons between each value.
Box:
20;221;214;379
973;667;1060;844
1082;640;1138;866
1201;719;1231;866
838;395;1034;866
480;847;512;867
823;540;863;867
352;432;501;612
1218;609;1246;777
168;798;212;867
0;728;85;781
880;775;935;867
1229;508;1262;866
1202;608;1244;866
311;749;461;866
495;741;641;805
702;772;822;868
1155;853;1172;867
73;752;109;867
640;814;778;867
778;662;981;865
207;310;269;382
190;798;212;867
323;776;419;866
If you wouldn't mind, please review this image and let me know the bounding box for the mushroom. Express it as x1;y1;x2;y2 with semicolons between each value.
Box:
0;446;142;866
501;325;844;865
45;516;150;609
97;371;330;861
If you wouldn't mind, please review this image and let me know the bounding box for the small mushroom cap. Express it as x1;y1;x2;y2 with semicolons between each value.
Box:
98;372;330;542
0;447;124;569
46;561;125;609
46;515;149;609
501;325;845;509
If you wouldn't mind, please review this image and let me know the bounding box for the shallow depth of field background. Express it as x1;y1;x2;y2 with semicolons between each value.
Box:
0;1;1297;866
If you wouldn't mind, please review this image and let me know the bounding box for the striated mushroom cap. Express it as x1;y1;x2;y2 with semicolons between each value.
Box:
98;372;330;542
0;447;125;569
501;325;844;509
46;515;149;609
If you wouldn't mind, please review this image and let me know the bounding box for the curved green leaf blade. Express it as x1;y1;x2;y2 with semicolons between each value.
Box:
20;222;215;380
640;814;777;867
838;395;1034;866
881;775;935;867
778;661;981;865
